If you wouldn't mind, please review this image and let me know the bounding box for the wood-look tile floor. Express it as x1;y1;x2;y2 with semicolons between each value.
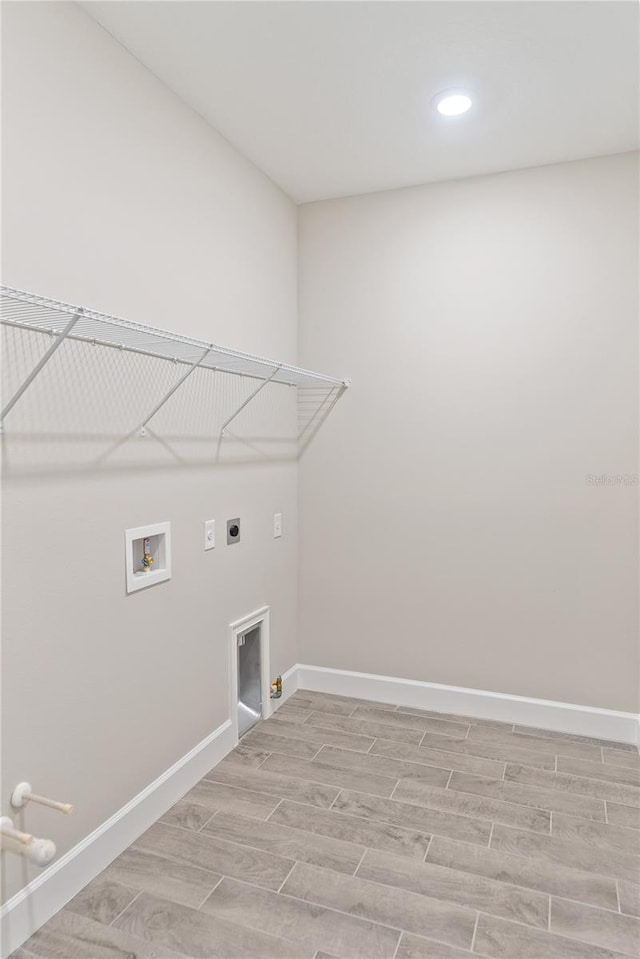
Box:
13;690;640;958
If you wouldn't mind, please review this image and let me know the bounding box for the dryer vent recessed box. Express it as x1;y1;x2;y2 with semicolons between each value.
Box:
227;518;241;545
125;522;171;593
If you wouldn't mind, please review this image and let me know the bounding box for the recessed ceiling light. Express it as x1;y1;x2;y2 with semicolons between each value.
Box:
433;90;473;117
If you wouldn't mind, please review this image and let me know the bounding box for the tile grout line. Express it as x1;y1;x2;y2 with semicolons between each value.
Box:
156;813;218;836
352;845;368;877
615;878;622;914
422;834;433;863
108;889;143;928
469;911;480;953
390;928;403;959
195;873;224;910
487;821;496;848
196;808;220;833
276;861;297;894
266;797;285;822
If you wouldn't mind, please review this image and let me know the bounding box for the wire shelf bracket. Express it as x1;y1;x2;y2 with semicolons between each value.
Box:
220;364;283;437
0;308;83;433
137;346;214;437
0;286;350;437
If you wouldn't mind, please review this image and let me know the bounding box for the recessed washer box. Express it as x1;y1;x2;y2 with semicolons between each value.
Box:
125;522;171;593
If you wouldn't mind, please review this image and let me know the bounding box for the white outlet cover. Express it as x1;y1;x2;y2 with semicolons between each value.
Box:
273;512;282;538
204;519;215;550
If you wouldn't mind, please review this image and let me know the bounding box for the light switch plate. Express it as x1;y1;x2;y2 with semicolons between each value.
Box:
273;512;282;538
204;519;215;550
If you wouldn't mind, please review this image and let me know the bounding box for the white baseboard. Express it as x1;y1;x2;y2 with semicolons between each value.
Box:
0;718;236;958
293;664;640;745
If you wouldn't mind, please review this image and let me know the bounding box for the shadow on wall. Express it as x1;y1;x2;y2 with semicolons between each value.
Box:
1;326;344;477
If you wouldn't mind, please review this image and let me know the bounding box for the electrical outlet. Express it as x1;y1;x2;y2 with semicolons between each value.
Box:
273;512;282;538
204;519;215;551
227;518;241;545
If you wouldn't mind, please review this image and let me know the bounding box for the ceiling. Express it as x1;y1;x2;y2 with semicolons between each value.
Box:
82;1;639;204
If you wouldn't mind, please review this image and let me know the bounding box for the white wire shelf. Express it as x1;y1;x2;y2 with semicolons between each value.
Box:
0;286;348;387
0;285;349;436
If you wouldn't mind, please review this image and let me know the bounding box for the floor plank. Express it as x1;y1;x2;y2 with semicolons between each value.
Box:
550;897;640;957
607;802;640;830
333;788;493;846
393;777;551;833
269;797;431;859
203;762;341;807
551;811;640;857
396;932;473;958
473;912;630;958
114;891;315;958
134;821;293;891
419;730;557;769
201;808;365;874
202;875;401;959
314;743;452;787
505;763;640;808
102;845;222;908
450;769;608;820
356;848;549;928
491;821;640;883
259;751;399;797
305;710;426;745
427;833;619;909
282;860;476;950
372;738;506;778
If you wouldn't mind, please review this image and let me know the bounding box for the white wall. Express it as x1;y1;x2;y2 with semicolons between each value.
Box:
1;1;298;900
298;153;639;714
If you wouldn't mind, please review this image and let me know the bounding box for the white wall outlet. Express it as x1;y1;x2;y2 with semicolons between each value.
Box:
273;512;282;538
204;519;215;551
